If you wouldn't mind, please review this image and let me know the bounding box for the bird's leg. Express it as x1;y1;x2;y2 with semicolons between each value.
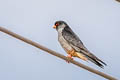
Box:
66;49;74;63
67;54;73;60
66;54;73;63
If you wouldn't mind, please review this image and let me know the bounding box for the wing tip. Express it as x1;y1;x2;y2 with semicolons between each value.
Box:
96;58;107;68
95;60;107;68
88;56;107;68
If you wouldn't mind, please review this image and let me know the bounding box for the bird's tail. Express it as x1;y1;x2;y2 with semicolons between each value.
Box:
85;53;107;68
75;52;107;68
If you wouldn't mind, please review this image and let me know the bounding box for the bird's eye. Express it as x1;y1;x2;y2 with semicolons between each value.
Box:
55;23;59;26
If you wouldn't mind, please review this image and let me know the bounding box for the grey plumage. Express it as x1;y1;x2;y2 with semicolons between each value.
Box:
54;21;107;68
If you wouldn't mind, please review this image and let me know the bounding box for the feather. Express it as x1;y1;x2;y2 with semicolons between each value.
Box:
62;26;107;68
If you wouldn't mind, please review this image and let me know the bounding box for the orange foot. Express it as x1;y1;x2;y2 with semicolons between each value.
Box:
66;54;73;63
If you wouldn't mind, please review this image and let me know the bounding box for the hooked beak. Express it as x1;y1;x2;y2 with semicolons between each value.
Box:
53;25;56;29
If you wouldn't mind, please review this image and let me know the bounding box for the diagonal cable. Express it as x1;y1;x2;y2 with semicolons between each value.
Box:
0;27;117;80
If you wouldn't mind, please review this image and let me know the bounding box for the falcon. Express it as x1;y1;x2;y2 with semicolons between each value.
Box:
53;21;107;68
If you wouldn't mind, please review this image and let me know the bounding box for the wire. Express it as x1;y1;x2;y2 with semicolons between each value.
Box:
0;27;117;80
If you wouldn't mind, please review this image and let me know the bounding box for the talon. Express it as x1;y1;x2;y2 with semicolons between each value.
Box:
66;54;73;63
67;55;73;59
66;60;70;63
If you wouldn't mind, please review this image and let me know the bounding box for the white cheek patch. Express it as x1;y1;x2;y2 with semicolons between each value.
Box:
57;24;66;32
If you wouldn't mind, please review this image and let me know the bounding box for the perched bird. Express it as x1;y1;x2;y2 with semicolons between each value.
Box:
53;21;107;68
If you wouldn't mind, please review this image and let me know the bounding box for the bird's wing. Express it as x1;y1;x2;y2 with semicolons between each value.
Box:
62;26;106;67
62;26;89;53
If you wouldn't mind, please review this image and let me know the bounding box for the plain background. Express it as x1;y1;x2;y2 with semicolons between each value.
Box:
0;0;120;80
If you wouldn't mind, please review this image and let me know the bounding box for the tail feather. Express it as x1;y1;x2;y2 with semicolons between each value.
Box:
86;56;104;68
85;54;107;68
94;57;107;66
78;51;107;68
88;52;107;66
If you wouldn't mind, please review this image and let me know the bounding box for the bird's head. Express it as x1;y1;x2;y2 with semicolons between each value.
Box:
53;21;68;30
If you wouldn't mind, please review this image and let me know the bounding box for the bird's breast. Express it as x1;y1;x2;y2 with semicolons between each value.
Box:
58;33;73;52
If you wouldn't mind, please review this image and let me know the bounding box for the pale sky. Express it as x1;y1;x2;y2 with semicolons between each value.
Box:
0;0;120;80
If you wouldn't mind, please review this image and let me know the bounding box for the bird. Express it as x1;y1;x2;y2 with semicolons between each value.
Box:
53;20;107;68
